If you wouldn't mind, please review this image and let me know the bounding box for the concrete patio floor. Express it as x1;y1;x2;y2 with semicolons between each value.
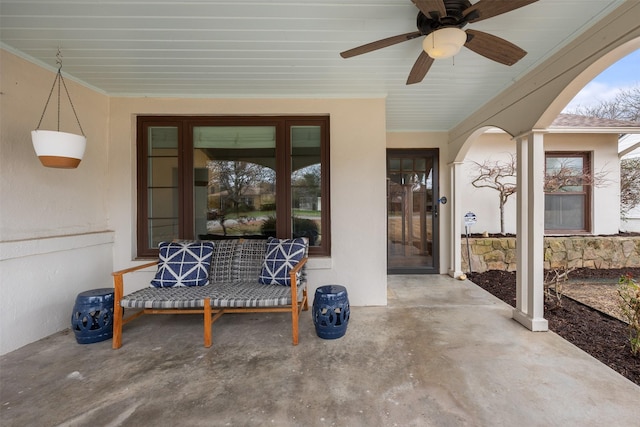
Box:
1;275;639;426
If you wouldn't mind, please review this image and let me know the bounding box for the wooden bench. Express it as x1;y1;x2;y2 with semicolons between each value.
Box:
111;239;309;349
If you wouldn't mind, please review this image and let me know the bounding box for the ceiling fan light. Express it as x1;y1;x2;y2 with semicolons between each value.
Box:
423;27;467;59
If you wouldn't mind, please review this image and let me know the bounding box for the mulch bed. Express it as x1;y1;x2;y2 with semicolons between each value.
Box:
468;268;640;386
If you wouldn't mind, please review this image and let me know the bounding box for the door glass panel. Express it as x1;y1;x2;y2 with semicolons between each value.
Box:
387;151;438;273
194;126;276;239
291;126;322;246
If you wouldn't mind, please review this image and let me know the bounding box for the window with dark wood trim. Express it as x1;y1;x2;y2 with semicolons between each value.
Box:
544;151;591;233
137;116;330;258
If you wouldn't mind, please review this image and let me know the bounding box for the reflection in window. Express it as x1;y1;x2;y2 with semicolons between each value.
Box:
292;126;322;246
194;126;277;239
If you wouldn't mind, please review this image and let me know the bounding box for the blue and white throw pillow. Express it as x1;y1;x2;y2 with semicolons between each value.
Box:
150;241;215;288
258;237;307;286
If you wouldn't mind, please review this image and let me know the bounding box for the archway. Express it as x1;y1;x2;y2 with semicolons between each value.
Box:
446;31;640;331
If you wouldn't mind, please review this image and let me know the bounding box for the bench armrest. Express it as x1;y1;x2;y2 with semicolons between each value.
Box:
112;261;158;304
289;256;308;303
112;261;159;277
289;256;307;281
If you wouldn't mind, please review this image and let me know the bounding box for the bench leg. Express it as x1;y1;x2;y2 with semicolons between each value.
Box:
112;307;123;349
112;277;124;349
291;301;299;346
204;298;212;348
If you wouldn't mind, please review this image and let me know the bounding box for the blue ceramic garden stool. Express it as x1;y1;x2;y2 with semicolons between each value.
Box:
313;285;350;339
71;288;114;344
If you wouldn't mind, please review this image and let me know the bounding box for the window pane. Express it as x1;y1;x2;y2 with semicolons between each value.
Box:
545;194;585;230
147;126;179;248
291;126;322;246
546;156;584;192
194;126;276;238
149;218;179;248
138;116;330;257
149;188;178;218
149;157;178;187
148;127;178;156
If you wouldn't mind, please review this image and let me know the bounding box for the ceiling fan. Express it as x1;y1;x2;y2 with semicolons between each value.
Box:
340;0;539;85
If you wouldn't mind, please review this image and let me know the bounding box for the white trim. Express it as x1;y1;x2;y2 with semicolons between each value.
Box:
548;127;640;134
0;231;114;261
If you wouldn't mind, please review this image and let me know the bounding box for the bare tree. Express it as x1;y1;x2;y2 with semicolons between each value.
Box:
568;85;640;122
292;164;321;210
566;84;640;218
621;157;640;218
543;158;612;193
469;153;517;235
470;154;611;234
207;160;274;234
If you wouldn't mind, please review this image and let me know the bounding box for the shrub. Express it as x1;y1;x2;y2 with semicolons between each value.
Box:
260;216;277;238
260;216;319;244
543;266;575;309
618;274;640;356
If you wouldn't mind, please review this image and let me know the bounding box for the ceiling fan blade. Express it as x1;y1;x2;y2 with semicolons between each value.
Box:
412;0;447;18
464;29;527;66
463;0;539;23
340;31;422;58
406;51;435;85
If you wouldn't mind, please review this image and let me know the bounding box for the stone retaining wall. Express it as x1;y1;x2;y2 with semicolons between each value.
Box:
461;236;640;273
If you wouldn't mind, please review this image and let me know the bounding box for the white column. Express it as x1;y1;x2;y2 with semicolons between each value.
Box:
448;161;464;278
513;131;548;331
515;135;528;314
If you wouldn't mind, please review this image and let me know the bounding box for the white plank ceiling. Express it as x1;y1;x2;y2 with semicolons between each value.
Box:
0;0;628;131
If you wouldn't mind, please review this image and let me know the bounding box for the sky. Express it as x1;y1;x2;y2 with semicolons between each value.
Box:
563;49;640;111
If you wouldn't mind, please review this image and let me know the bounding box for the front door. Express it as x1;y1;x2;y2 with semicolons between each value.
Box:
387;149;439;274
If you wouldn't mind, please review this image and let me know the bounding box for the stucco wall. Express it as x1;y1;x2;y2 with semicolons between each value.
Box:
621;205;640;233
107;97;390;311
0;49;392;354
0;50;112;354
462;132;517;234
462;131;621;235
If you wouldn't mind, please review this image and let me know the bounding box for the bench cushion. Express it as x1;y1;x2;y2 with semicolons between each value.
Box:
121;280;305;309
259;237;307;286
150;241;215;288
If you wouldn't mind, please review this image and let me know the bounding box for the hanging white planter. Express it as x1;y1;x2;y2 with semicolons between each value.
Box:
31;130;86;168
31;50;86;169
